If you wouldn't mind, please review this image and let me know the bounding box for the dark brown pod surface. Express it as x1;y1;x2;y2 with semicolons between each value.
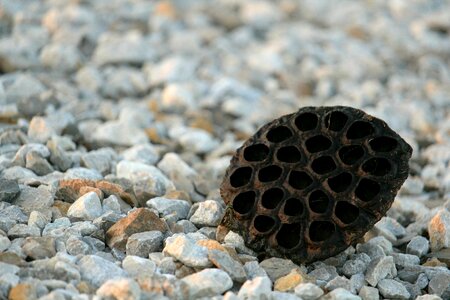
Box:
220;106;412;264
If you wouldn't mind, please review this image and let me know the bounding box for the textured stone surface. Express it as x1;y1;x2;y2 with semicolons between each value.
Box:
106;208;167;251
78;255;127;288
294;282;324;300
365;256;396;287
181;268;232;298
96;278;141;300
208;249;246;282
428;209;450;251
126;231;164;257
0;179;20;203
163;234;211;268
377;279;410;300
67;192;102;221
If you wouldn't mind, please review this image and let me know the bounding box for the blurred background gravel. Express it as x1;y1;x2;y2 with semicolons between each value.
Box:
0;0;449;299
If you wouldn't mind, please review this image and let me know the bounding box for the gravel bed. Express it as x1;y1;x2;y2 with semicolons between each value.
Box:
0;0;449;299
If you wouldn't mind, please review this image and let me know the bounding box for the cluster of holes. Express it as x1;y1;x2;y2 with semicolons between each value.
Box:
227;108;406;252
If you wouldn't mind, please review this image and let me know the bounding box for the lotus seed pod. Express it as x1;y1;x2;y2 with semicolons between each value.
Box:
220;106;412;264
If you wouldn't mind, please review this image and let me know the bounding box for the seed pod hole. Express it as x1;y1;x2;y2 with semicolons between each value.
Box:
276;223;302;249
288;171;313;190
261;188;284;209
328;172;352;193
309;221;335;242
230;167;252;188
244;144;270;162
233;191;256;214
335;201;359;224
305;135;332;153
295;112;318;131
258;165;283;182
339;145;364;165
284;198;304;217
267;126;293;143
254;215;275;233
369;136;398;152
355;178;380;202
347;121;374;139
309;190;329;213
311;156;336;174
362;157;391;176
277;146;302;163
324;111;348;131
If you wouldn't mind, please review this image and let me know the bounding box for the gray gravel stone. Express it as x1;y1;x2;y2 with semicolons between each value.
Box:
0;273;20;299
80;148;116;176
260;257;301;282
146;197;190;221
365;256;397;287
25;150;54;175
342;258;368;277
182;268;233;298
67;192;103;221
325;276;351;292
428;208;450;251
28;211;51;230
8;224;40;239
92;121;148;147
121;144;159;165
190;200;224;227
0;179;20;203
244;261;268;280
77;254;127;288
208;249;247;282
406;236;430;257
238;276;272;300
122;255;156;278
320;288;361;300
428;271;450;298
163;234;211;268
377;279;410;300
12;185;54;213
0;236;11;252
64;167;103;180
294;282;324;300
392;253;420;268
22;236;56;259
358;286;379;300
126;231;164;257
66;236;91;255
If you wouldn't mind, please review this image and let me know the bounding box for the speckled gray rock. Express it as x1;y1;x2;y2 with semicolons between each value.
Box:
67;192;102;221
122;255;156;278
0;179;20;203
163;234;211;268
22;236;56;260
78;254;127;287
8;224;40;239
238;276;272;300
321;288;361;300
146;197;190;221
92;121;148;147
25;151;54;175
182;268;233;298
406;236;430;257
0;236;11;252
377;279;410;300
121;144;159;165
259;257;301;282
244;261;268;280
342;256;369;277
294;283;324;300
66;236;91;255
365;256;396;287
428;271;450;298
96;278;141;300
12;185;54;213
126;231;164;257
392;253;420;268
64;167;103;180
28;211;51;230
80;148;116;176
325;276;351;292
358;286;379;300
208;249;246;282
190;200;224;227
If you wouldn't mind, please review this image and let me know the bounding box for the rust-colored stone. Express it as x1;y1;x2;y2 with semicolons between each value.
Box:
8;283;37;300
220;106;412;264
106;208;167;251
95;180;138;207
56;179;95;203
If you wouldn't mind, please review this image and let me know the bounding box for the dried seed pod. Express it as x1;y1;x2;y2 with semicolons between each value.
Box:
220;106;412;264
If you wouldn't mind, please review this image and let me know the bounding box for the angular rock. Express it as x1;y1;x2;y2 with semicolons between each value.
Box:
67;192;103;221
260;257;302;282
163;234;211;268
122;255;156;278
92;121;148;147
244;261;268;280
12;185;54;213
392;253;420;268
25;151;54;176
106;208;167;251
181;268;233;298
208;249;246;282
146;197;190;221
325;276;351;292
428;209;450;251
96;278;141;300
365;256;396;287
190;200;224;227
321;288;361;300
294;282;324;300
358;286;379;300
22;236;56;260
274;268;310;292
78;255;127;288
126;231;164;257
7;224;40;239
121;144;159;165
428;271;450;297
377;279;410;300
0;179;20;203
238;276;272;299
406;236;430;257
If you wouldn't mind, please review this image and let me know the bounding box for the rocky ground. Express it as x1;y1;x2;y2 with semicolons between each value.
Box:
0;0;450;299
